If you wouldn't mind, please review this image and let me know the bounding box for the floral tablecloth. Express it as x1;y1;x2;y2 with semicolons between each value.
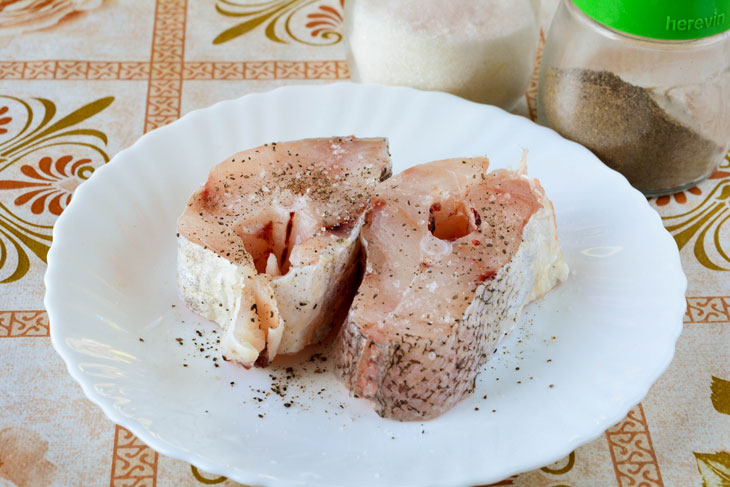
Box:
0;1;728;486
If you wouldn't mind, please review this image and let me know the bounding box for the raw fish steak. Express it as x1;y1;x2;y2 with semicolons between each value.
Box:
334;157;568;420
177;137;391;367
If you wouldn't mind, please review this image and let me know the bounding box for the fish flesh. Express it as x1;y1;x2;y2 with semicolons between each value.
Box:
334;157;568;420
177;137;391;367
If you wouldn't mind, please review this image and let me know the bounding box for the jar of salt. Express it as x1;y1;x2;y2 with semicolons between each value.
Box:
344;0;541;110
537;0;730;196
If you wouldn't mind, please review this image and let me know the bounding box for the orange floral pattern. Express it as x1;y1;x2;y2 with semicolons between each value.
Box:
654;186;702;206
214;0;344;46
0;95;112;283
0;0;101;36
305;0;343;39
0;155;93;216
661;159;730;271
0;106;11;135
653;170;730;206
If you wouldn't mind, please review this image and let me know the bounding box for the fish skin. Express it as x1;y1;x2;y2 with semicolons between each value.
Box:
177;137;391;367
334;157;568;420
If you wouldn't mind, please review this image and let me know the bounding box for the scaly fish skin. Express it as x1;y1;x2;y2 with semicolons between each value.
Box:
334;157;568;420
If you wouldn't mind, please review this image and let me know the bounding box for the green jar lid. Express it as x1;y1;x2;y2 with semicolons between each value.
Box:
572;0;730;40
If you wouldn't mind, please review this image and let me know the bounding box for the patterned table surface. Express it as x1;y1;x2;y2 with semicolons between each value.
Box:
0;1;728;486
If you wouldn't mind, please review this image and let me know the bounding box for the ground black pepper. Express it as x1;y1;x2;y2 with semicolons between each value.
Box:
539;68;723;194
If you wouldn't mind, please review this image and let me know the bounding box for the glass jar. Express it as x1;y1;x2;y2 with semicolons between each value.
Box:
344;0;541;110
537;0;730;196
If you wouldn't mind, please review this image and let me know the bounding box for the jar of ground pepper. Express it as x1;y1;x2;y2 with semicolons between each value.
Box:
537;0;730;195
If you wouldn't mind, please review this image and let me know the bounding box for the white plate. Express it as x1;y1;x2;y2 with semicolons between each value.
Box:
45;83;686;487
